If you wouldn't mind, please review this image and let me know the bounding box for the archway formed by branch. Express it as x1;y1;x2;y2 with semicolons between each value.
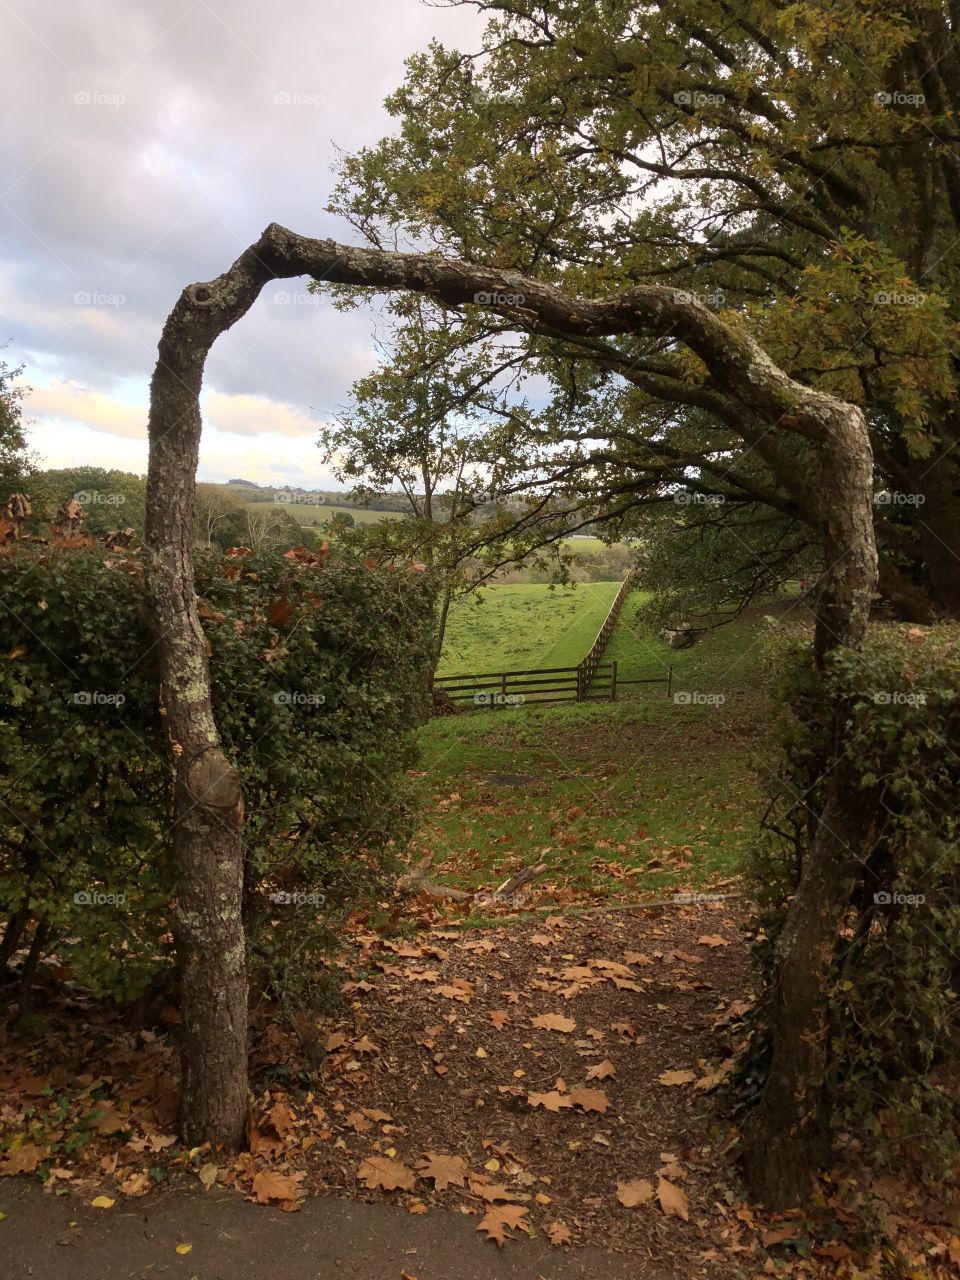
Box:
145;223;876;1205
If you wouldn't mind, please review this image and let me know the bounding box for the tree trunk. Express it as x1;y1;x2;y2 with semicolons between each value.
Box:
744;401;877;1206
146;301;249;1150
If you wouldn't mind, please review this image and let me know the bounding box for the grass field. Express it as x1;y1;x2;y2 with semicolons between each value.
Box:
413;607;766;907
438;581;622;676
253;502;403;527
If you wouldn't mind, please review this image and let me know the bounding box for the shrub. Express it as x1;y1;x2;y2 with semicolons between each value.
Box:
0;540;435;1010
746;623;960;1176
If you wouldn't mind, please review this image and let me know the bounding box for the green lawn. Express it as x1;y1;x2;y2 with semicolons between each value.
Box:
438;581;622;676
602;591;769;694
414;609;768;907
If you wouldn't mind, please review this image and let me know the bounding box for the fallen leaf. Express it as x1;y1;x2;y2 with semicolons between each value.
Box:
697;935;729;948
416;1152;467;1191
198;1162;218;1191
658;1069;696;1087
657;1177;689;1221
569;1087;610;1113
357;1156;416;1192
118;1172;151;1197
527;1090;573;1112
531;1013;576;1034
547;1220;572;1246
586;1059;616;1081
617;1179;654;1208
251;1170;305;1210
0;1144;45;1175
175;1243;192;1256
476;1203;529;1247
91;1195;116;1209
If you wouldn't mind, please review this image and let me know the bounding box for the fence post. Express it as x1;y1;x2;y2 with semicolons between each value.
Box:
610;660;617;702
576;663;584;702
499;671;508;709
667;666;673;700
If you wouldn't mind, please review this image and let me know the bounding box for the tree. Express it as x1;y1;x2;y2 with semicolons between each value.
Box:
329;0;960;621
193;482;247;547
0;358;34;491
322;294;567;664
146;226;875;1203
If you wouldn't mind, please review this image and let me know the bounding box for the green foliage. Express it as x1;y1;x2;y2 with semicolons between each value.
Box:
0;543;436;1005
0;359;34;491
748;625;960;1174
29;467;147;538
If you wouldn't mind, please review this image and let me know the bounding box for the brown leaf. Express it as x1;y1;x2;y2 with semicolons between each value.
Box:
657;1177;689;1221
527;1090;573;1112
118;1171;151;1197
658;1069;696;1087
0;1143;46;1175
476;1203;529;1247
416;1152;467;1191
531;1013;576;1034
487;1010;510;1030
546;1220;572;1246
697;934;729;948
251;1170;305;1211
357;1156;416;1192
586;1059;616;1081
569;1087;610;1113
616;1178;654;1208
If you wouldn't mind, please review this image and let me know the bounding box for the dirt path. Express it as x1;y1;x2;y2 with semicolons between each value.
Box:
1;1179;661;1280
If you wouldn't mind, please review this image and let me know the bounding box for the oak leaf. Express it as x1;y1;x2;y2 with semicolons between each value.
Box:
527;1090;573;1112
476;1203;529;1247
251;1170;305;1211
531;1013;575;1034
586;1059;616;1081
569;1087;610;1113
416;1152;467;1191
357;1156;416;1193
547;1220;572;1246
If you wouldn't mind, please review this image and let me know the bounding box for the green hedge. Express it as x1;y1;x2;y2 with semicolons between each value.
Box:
0;542;435;1005
747;623;960;1174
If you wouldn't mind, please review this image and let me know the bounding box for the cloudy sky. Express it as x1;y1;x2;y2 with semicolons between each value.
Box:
1;0;482;488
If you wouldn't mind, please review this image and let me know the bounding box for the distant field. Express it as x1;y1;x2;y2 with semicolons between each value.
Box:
438;581;621;676
248;502;403;527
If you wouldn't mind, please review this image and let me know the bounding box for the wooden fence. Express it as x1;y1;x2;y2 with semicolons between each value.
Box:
433;573;672;710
